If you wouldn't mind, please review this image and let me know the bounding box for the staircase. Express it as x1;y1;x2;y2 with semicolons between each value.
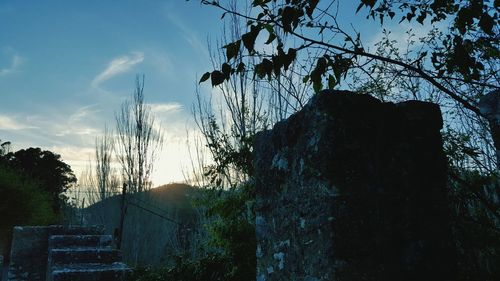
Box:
46;231;131;281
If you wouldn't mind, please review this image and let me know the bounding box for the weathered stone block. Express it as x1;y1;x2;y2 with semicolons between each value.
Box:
7;225;103;281
49;235;112;250
51;263;131;281
254;90;456;280
50;249;121;265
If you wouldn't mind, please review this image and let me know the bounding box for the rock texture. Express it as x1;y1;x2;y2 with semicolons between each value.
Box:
254;90;456;281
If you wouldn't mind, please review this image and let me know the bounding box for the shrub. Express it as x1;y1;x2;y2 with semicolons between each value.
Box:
0;165;57;257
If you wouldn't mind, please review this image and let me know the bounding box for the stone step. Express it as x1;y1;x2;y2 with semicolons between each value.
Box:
7;225;106;281
51;263;131;281
49;235;113;249
49;248;122;266
47;225;105;236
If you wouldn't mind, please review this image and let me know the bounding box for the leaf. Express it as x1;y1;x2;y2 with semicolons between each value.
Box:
271;55;282;76
283;48;297;71
310;57;327;93
211;70;225;87
236;62;246;73
265;32;277;45
281;6;300;33
313;80;323;93
328;74;336;89
356;0;376;13
356;2;364;13
305;0;319;18
199;72;211;84
416;11;427;24
479;13;494;35
302;75;309;83
261;58;273;80
406;11;415;22
221;63;232;79
242;25;261;53
255;58;273;80
223;40;241;61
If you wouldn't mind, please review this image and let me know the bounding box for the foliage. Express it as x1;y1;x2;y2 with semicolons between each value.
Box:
0;139;10;156
203;183;256;280
199;0;498;116
360;0;498;81
0;164;57;256
438;126;500;279
448;169;500;280
1;147;76;213
129;182;255;281
201;114;255;187
130;254;232;281
157;1;498;280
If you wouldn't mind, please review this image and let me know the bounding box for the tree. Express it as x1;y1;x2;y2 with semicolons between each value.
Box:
115;75;164;259
193;1;500;279
0;139;10;156
2;147;77;213
197;0;500;223
115;75;164;194
197;0;498;167
199;0;497;113
0;164;56;258
95;125;119;202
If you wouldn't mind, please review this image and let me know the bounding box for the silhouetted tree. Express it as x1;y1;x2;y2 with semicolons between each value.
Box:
193;1;500;279
3;147;77;213
115;75;164;194
0;165;56;258
114;75;164;260
0;139;10;156
95;125;118;201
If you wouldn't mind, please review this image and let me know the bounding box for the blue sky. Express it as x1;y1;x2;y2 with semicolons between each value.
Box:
0;0;225;185
0;1;424;186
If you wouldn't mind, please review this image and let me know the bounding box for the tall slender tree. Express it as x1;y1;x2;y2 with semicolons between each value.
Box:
115;75;164;193
95;125;117;201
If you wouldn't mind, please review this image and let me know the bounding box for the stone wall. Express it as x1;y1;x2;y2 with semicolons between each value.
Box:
7;225;103;281
254;90;457;280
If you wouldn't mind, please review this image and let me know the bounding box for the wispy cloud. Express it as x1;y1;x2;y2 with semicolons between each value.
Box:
0;53;24;76
0;115;37;130
150;102;183;114
53;105;102;137
164;12;208;58
55;126;100;137
69;104;100;122
147;49;172;75
91;52;144;88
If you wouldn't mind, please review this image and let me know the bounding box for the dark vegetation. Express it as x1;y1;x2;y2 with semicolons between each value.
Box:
81;184;200;265
129;184;256;281
132;0;499;280
1;0;498;280
0;141;76;259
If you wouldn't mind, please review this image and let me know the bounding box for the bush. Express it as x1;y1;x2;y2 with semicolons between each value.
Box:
129;183;256;281
130;253;231;281
0;165;57;257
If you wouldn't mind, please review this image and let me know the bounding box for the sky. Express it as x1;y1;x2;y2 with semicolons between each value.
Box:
0;0;225;185
0;1;427;187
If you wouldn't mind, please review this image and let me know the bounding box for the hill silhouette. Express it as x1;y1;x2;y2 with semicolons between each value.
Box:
83;183;203;266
